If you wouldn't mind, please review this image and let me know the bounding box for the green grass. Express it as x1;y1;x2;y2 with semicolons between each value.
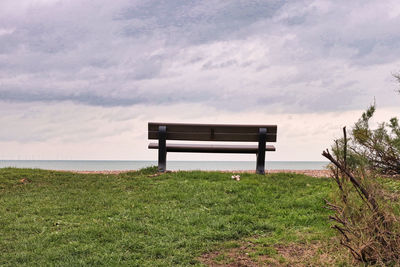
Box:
0;167;334;266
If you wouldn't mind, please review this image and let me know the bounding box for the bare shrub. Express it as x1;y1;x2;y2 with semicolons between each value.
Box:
322;127;400;264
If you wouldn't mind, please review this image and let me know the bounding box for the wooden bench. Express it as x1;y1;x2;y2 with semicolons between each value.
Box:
148;122;277;174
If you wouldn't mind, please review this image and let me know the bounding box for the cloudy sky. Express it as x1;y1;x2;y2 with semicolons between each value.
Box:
1;0;400;161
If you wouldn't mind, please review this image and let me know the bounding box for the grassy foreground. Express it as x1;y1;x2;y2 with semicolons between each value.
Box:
0;167;337;266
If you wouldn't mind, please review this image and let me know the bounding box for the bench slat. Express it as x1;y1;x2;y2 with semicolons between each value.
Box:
148;122;277;134
148;142;276;153
148;131;277;142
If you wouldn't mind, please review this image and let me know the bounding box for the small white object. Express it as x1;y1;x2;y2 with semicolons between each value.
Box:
231;174;241;181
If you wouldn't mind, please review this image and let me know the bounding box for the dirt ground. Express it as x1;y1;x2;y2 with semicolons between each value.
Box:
198;239;351;266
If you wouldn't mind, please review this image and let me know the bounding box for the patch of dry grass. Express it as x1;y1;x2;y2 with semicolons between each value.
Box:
199;237;353;266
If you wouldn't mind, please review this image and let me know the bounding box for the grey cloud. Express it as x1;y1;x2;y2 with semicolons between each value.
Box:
0;83;217;107
0;101;137;143
0;0;400;113
119;0;285;44
202;60;238;70
290;2;400;66
0;89;146;107
253;84;363;114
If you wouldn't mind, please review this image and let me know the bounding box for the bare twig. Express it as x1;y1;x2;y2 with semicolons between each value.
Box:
322;126;400;264
322;149;379;212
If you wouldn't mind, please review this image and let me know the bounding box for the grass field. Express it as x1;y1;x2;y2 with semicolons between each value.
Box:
0;167;351;266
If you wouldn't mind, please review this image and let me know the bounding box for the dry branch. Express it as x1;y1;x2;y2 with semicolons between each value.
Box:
322;127;400;264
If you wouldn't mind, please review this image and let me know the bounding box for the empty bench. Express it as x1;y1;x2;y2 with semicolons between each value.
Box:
148;122;277;174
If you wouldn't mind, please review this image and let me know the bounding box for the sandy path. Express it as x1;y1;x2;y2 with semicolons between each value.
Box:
64;169;331;178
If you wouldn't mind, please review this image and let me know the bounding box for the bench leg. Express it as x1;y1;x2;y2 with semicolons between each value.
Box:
158;126;167;172
256;153;265;174
256;128;267;175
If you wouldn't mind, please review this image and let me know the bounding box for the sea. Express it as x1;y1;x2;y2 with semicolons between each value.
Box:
0;160;328;171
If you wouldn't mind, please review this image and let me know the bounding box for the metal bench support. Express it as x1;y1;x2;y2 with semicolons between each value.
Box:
256;128;267;175
158;126;167;172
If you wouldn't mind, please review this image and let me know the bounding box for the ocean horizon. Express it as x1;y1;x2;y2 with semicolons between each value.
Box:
0;160;329;171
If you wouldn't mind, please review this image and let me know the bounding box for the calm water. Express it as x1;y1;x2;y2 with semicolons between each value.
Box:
0;160;328;171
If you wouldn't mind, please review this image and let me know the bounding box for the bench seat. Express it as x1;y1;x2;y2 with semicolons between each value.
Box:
148;142;276;153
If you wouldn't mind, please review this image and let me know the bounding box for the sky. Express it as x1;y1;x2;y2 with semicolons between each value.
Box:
1;0;400;161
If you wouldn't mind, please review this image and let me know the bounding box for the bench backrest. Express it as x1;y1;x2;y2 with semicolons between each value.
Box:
148;122;277;142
